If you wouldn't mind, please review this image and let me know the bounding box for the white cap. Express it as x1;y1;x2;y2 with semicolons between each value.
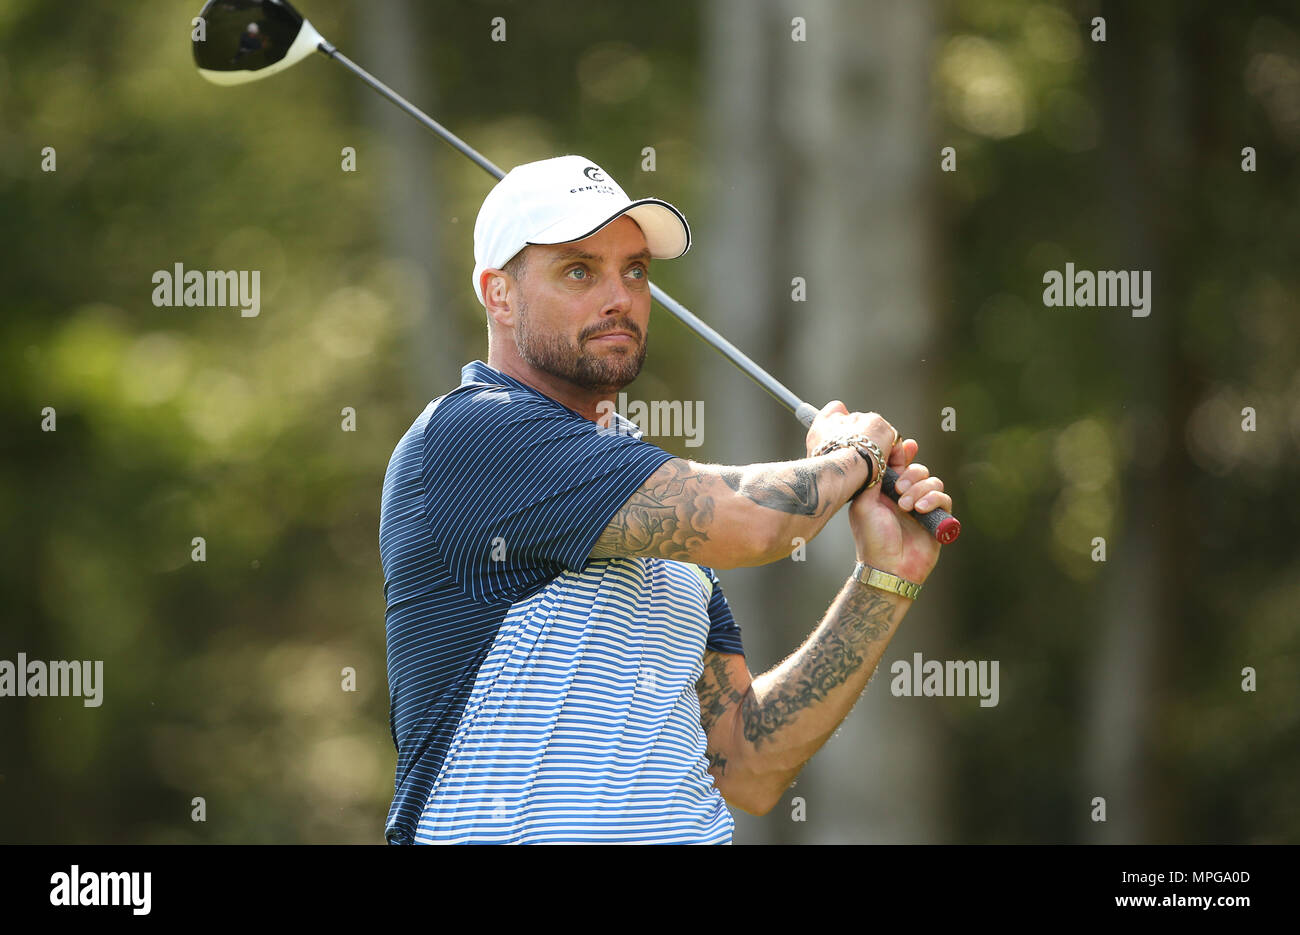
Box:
472;154;691;305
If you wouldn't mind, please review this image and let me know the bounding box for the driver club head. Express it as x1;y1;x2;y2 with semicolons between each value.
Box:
193;0;325;85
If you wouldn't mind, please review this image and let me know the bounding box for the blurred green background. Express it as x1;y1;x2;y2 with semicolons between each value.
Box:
1;0;1296;843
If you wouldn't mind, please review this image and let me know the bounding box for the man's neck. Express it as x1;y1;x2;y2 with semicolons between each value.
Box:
486;355;615;424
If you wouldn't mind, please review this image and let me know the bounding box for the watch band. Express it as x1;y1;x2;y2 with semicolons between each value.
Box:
852;562;923;600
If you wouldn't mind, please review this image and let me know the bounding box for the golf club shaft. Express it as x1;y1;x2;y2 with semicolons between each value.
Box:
318;41;959;544
322;45;808;408
320;42;505;179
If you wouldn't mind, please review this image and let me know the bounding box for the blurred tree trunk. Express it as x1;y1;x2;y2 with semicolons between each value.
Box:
1084;1;1206;844
1083;2;1176;844
703;0;943;843
359;0;454;397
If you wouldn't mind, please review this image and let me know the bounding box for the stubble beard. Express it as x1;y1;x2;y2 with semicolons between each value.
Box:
514;291;647;393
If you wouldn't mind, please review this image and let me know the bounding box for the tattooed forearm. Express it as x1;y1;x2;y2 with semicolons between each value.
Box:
688;576;911;811
722;464;820;515
588;452;858;566
741;580;897;749
722;459;847;517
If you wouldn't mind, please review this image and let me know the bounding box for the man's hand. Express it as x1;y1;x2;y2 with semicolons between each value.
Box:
695;409;950;814
805;400;897;470
849;439;950;585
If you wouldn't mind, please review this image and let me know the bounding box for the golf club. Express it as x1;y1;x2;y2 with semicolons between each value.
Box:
192;0;961;544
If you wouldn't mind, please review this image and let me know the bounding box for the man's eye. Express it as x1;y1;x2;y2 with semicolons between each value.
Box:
628;266;646;279
567;267;588;280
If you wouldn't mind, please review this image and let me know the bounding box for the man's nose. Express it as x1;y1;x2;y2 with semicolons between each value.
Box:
599;270;635;315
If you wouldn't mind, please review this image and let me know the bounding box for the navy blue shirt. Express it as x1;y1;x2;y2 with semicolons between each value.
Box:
378;361;745;844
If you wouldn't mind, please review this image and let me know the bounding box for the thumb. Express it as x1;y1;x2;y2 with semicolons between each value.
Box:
819;399;848;417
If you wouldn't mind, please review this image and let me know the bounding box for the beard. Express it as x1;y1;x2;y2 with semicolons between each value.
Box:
514;294;647;392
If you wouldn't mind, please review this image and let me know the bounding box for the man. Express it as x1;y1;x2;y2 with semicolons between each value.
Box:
378;154;952;844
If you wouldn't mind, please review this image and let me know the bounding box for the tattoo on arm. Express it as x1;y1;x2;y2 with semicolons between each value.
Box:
723;456;850;517
695;651;745;736
741;582;896;748
696;651;747;777
589;459;718;561
589;455;849;563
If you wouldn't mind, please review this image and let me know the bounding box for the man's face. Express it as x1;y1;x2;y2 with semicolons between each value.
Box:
510;215;652;393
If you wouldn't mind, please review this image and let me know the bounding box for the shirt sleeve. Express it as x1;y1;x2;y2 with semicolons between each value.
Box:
421;383;677;605
701;566;746;656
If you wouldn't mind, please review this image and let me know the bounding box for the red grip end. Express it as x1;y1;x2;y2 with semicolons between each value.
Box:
936;517;961;544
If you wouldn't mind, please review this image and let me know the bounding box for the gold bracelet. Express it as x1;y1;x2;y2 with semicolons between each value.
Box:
851;562;922;600
814;434;884;494
855;437;886;491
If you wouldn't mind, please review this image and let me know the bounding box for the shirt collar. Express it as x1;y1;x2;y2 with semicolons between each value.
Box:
459;360;644;439
461;359;535;396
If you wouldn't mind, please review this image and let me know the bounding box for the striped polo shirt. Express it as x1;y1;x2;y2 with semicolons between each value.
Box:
379;360;746;844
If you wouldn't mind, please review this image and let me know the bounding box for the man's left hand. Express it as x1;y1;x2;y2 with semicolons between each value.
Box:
848;438;950;585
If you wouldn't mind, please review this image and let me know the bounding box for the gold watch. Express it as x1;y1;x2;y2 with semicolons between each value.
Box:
852;562;922;600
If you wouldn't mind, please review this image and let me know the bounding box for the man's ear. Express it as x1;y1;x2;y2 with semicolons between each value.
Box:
482;270;514;327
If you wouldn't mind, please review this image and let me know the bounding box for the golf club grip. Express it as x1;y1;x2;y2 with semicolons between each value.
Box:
878;466;961;544
796;406;961;544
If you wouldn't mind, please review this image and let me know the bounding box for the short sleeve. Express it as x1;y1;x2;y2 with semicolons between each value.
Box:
701;566;745;656
421;383;677;604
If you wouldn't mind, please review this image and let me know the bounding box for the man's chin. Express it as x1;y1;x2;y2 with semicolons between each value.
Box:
516;334;645;392
580;368;640;393
578;346;644;388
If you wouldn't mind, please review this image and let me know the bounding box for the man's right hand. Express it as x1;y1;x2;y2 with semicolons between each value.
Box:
805;400;898;487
